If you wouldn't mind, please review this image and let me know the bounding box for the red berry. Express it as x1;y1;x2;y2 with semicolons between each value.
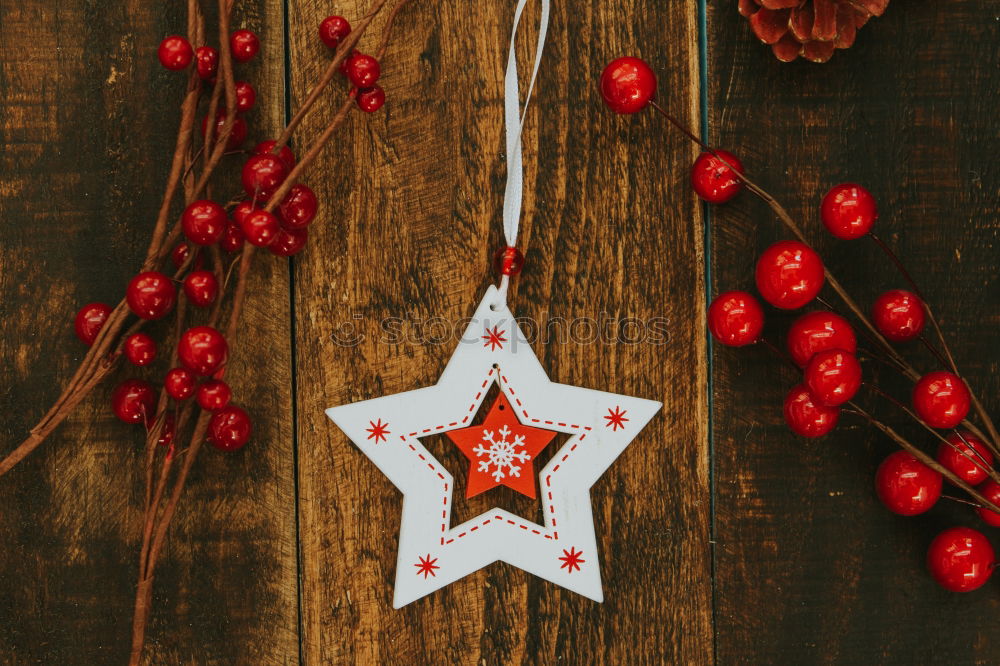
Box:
599;57;656;114
220;220;245;253
937;432;994;486
278;184;318;229
181;200;227;246
345;52;380;88
158;36;193;71
913;371;970;429
195;46;218;80
707;291;764;347
927;526;995;592
241;210;280;247
494;246;525;277
183;270;219;307
230;29;260;63
338;50;357;77
253;140;296;171
690;151;744;204
171;242;191;269
241;154;288;199
754;240;825;309
126;271;177;320
232;199;259;225
165;367;197;400
804;348;862;407
208;405;252;451
319;15;351;48
356;86;385;113
821;183;877;240
124;333;157;367
786;311;857;367
875;451;943;516
178;326;228;376
201;110;248;150
872;289;925;343
111;379;156;425
196;379;232;411
783;384;840;437
74;302;112;345
269;227;308;256
235;81;256;113
976;481;1000;528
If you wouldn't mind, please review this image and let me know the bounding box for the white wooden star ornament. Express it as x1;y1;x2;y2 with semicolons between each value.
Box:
326;287;661;607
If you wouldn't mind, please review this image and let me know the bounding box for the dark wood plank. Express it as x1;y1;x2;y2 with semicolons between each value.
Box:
0;1;298;662
291;0;712;662
709;1;1000;662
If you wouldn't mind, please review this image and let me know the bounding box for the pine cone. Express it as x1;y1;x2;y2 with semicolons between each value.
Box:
738;0;889;63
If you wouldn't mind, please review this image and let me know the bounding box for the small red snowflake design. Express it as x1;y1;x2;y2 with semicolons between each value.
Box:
559;547;585;573
415;554;439;579
366;418;390;443
604;406;629;431
482;325;507;351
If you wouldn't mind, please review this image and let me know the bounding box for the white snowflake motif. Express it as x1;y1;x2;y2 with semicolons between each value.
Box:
473;425;530;482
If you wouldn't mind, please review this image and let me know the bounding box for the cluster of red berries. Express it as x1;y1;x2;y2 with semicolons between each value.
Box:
320;16;387;113
600;55;998;593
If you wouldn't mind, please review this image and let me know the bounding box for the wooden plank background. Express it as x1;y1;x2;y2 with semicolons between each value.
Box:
0;0;996;663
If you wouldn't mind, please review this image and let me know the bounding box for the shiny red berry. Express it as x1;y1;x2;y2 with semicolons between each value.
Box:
937;432;994;486
195;46;218;80
230;29;260;63
913;371;970;429
599;57;656;114
126;271;177;320
319;15;351;48
269;227;308;256
927;526;995;592
241;210;280;247
494;246;525;277
338;50;357;77
196;379;232;411
183;270;219;307
208;405;252;451
707;291;764;347
182;200;227;245
124;333;157;367
976;481;1000;528
220;220;245;253
235;81;256;113
804;348;862;407
821;183;877;240
158;36;193;71
786;311;857;367
165;367;197;400
74;302;112;345
278;184;318;229
171;242;191;269
111;379;156;425
356;86;385;113
875;451;942;516
241;154;288;199
691;151;744;204
201;110;248;150
253;140;296;171
754;240;825;309
178;326;228;376
783;384;839;437
232;200;258;225
345;52;380;88
872;289;925;343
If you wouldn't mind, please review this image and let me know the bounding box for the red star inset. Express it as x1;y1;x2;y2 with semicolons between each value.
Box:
559;547;585;573
415;554;439;579
366;418;390;443
604;406;629;431
482;325;507;351
446;392;557;499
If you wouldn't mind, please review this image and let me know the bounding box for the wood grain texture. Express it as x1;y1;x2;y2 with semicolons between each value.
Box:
0;1;297;663
290;0;711;662
708;1;1000;663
